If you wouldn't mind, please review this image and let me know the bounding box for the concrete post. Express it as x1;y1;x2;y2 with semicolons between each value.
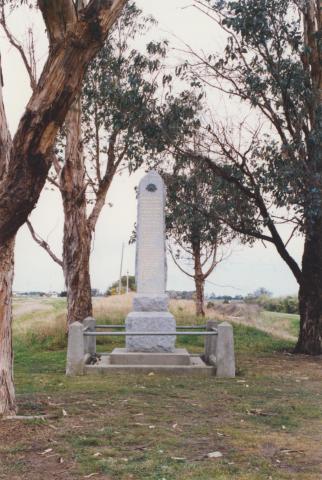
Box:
83;317;96;356
204;320;218;365
66;321;85;376
216;322;235;378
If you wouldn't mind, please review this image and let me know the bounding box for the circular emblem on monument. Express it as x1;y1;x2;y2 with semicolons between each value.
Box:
146;183;157;192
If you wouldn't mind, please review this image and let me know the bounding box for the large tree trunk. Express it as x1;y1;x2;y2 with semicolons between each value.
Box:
295;220;322;355
0;0;126;416
61;98;92;325
193;243;205;317
63;210;92;325
60;0;92;326
294;0;322;355
0;57;15;416
0;238;15;416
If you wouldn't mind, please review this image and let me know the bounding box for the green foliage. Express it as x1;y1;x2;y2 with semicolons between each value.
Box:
180;0;322;246
162;155;235;281
165;162;224;248
106;275;136;295
262;296;299;314
245;288;299;314
81;1;202;195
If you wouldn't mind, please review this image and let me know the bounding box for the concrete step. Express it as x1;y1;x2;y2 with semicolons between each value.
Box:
109;347;190;366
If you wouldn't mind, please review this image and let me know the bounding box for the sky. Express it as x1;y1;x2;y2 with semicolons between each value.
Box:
0;0;302;296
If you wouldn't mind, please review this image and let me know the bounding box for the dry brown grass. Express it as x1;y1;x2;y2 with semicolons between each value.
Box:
209;302;260;319
13;301;65;336
93;294;223;325
93;293;134;320
209;302;298;341
12;295;298;347
13;298;52;316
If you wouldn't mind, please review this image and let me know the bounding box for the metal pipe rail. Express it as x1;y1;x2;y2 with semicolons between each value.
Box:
83;330;217;336
95;324;207;330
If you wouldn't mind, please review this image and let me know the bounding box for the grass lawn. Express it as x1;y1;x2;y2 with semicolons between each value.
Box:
260;311;300;339
0;297;321;479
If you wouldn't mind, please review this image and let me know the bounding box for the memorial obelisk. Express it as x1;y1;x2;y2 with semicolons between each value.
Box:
125;170;176;352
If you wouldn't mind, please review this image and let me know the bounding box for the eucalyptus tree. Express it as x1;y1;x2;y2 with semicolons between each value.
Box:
163;156;234;316
178;0;322;354
28;2;201;326
0;0;127;416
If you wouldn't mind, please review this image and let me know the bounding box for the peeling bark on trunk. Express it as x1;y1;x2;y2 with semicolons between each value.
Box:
0;58;15;416
195;274;205;317
0;238;15;416
0;0;126;415
0;0;127;243
0;62;10;182
62;199;92;326
193;242;205;317
61;98;92;325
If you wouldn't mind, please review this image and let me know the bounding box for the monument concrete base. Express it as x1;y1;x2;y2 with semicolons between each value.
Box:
110;347;190;365
133;293;169;312
125;311;176;352
84;353;214;376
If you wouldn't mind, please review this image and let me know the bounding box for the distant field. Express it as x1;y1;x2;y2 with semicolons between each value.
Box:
12;295;301;352
12;294;300;332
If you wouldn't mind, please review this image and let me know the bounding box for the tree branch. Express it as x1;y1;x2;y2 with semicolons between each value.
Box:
204;245;218;278
26;220;63;267
189;151;302;283
0;4;37;90
47;175;60;189
86;129;126;232
38;0;78;47
0;54;11;181
168;245;194;278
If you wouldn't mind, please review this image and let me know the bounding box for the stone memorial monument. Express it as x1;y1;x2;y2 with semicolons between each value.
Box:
66;170;235;376
125;170;176;352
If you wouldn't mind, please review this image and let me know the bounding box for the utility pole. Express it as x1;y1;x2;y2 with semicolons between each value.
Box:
118;243;124;295
126;270;129;294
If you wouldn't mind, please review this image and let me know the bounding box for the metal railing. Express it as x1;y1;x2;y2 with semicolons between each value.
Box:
83;330;217;337
83;324;217;337
94;324;208;330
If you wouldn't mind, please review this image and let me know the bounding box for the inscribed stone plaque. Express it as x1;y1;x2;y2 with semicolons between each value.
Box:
136;171;166;294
